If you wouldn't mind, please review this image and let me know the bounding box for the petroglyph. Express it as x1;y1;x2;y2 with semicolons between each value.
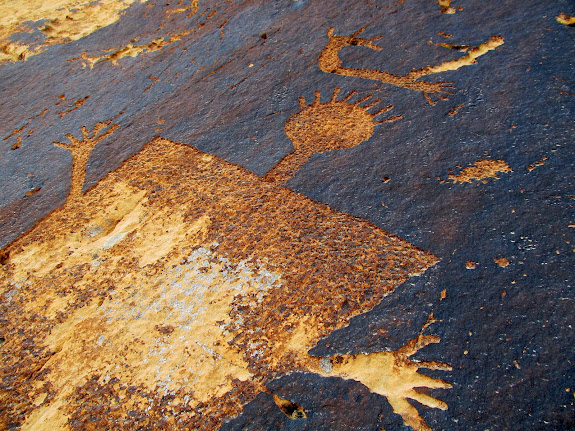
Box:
1;139;447;430
446;103;465;116
71;32;191;68
557;13;575;26
56;96;90;118
10;137;22;150
263;88;400;184
4;96;92;151
435;42;472;53
272;393;307;419
465;260;478;269
447;159;513;184
168;0;200;17
3;109;48;149
0;0;144;63
315;331;452;431
437;0;457;14
52;117;120;199
318;27;504;104
494;257;510;268
414;36;504;75
527;156;548;172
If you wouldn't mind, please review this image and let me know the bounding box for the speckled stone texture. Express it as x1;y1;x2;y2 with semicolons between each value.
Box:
1;0;574;430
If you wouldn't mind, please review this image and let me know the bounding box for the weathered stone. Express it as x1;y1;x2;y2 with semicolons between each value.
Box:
0;0;573;430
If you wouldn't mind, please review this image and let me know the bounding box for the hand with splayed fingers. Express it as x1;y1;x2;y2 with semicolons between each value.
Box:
314;317;452;431
416;80;456;105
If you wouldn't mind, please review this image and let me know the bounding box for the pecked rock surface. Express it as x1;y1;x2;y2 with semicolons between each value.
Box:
0;0;574;430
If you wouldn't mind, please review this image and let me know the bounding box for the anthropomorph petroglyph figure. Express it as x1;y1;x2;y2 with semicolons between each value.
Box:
263;87;401;184
319;27;504;104
2;138;450;431
53;117;119;200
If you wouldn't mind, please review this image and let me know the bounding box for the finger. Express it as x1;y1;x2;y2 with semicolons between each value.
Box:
373;104;393;116
412;360;453;371
351;26;366;37
424;93;436;106
411;373;453;390
376;114;402;124
363;99;381;110
396;334;441;356
387;396;433;431
363;41;383;51
408;391;449;410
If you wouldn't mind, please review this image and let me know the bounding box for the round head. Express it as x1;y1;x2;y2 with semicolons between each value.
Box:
284;88;399;154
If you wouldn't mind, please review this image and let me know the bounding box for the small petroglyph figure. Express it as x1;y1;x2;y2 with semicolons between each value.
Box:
263;87;400;184
319;27;504;105
557;13;575;26
72;32;191;69
271;393;307;419
437;0;457;14
53;119;119;200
